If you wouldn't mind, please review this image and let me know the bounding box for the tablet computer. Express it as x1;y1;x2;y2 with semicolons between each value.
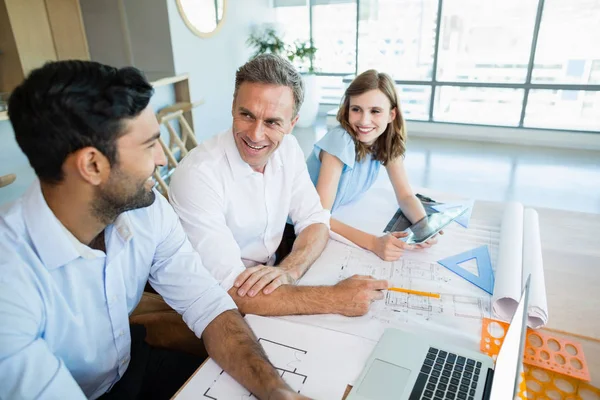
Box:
404;206;469;244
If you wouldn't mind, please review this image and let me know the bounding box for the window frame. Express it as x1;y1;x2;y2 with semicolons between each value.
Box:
276;0;600;134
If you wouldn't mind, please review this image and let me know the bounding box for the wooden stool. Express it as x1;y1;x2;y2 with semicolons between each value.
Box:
153;101;203;197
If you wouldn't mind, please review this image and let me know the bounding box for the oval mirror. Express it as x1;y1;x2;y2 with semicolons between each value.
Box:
176;0;226;38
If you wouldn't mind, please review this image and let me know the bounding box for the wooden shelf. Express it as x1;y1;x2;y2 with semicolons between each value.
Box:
0;111;8;121
151;74;189;89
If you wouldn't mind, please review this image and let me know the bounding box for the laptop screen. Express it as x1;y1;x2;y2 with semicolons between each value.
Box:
489;276;531;400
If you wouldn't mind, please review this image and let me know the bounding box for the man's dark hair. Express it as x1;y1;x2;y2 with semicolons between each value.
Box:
8;60;154;184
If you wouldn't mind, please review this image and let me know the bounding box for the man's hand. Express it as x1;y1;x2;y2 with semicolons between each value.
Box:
269;388;312;400
370;232;414;261
330;275;389;316
234;265;297;297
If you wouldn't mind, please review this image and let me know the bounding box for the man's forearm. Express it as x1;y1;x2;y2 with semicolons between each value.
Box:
202;310;289;399
229;285;338;316
278;223;329;280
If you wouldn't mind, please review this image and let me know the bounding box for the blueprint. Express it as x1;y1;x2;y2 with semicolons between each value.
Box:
284;219;499;349
202;338;307;399
174;315;376;400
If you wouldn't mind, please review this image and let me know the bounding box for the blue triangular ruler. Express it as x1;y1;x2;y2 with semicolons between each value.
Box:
437;245;494;294
432;200;474;228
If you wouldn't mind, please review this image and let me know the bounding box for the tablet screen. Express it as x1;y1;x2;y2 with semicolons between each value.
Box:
406;207;468;244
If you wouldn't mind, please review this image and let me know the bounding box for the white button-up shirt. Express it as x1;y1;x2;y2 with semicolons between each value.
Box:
169;129;330;290
0;181;236;399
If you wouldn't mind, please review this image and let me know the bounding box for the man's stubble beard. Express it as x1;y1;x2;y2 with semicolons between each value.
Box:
91;169;155;225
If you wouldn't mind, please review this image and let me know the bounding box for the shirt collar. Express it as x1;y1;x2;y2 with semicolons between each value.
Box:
22;180;133;269
223;128;284;180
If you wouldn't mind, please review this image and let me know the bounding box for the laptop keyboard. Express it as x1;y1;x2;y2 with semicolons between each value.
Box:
409;347;482;400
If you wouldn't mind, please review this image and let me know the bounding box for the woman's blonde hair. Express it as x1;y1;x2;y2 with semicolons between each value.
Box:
337;70;407;165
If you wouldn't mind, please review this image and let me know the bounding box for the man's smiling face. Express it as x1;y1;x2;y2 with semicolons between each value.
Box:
231;82;298;173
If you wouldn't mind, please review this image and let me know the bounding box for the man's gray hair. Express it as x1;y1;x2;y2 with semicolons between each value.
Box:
234;54;304;118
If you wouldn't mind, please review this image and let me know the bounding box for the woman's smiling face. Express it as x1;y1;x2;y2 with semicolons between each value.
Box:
348;89;396;145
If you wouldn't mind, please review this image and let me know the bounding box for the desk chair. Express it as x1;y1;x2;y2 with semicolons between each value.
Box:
153;101;202;197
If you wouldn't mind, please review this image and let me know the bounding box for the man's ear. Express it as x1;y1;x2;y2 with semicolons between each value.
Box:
289;114;300;132
69;147;111;186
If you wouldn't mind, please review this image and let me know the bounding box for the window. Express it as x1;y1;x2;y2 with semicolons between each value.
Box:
436;0;538;83
274;2;310;43
273;0;600;133
357;0;437;81
524;90;600;131
317;75;347;105
312;0;357;73
532;0;600;85
434;87;524;126
397;85;431;121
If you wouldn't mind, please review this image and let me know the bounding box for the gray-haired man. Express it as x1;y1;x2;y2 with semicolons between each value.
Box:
169;54;388;316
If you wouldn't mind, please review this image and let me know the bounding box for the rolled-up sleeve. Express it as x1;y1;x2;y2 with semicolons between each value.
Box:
288;137;331;235
169;161;246;291
148;195;236;338
0;256;86;400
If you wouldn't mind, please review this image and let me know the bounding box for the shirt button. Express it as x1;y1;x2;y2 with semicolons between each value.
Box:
119;330;125;337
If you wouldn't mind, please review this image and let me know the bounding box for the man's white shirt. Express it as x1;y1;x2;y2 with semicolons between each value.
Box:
169;129;330;290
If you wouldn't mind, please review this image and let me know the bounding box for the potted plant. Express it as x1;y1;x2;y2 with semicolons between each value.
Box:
246;25;320;128
246;25;287;58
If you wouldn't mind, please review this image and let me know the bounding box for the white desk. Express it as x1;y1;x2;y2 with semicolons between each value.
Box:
330;174;600;387
176;174;600;397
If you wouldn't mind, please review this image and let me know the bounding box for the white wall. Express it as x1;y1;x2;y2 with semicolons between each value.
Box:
166;0;275;140
80;0;176;81
80;0;131;68
121;0;176;81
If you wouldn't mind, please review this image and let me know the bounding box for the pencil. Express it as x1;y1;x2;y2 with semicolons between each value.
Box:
388;287;441;299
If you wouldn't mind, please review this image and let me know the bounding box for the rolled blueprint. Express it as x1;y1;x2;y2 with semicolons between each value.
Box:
492;202;524;322
522;208;548;328
492;203;549;328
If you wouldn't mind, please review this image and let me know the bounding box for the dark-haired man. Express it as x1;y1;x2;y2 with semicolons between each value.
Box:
0;61;307;400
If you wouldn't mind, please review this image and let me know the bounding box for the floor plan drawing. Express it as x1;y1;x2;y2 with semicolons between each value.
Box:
175;315;376;400
382;291;491;320
203;339;308;399
327;235;493;333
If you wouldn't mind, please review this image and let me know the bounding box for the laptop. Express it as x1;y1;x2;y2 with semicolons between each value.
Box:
348;276;530;400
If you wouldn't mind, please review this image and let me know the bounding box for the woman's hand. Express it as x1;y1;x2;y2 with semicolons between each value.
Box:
414;230;444;249
370;232;414;261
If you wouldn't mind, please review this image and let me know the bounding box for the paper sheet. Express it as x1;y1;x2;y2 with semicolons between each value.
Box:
174;315;376;400
284;230;495;350
491;203;548;328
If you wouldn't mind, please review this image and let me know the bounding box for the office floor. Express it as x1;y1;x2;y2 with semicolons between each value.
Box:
293;120;600;214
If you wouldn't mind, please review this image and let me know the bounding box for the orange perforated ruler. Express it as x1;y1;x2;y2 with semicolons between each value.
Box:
481;318;590;381
480;318;600;400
